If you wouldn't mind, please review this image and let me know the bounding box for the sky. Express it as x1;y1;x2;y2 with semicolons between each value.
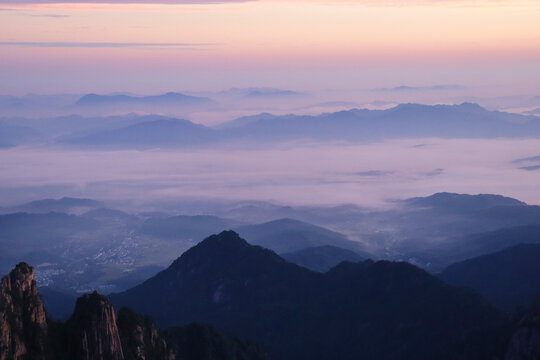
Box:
1;0;539;95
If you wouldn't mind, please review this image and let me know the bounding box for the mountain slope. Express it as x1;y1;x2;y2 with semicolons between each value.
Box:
281;245;365;272
440;243;540;311
235;218;361;253
111;231;506;360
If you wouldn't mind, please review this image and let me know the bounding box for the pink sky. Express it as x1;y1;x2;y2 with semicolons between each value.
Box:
0;0;539;94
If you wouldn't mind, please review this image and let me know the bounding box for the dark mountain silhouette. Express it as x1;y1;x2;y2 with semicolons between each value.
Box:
164;323;269;360
440;243;540;311
235;218;361;253
111;231;506;360
0;263;268;360
65;291;125;360
504;302;540;359
117;307;174;360
281;245;365;272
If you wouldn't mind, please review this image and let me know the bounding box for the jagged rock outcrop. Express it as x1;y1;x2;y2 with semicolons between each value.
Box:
0;262;266;360
505;305;540;360
117;307;174;360
0;262;48;360
67;291;124;360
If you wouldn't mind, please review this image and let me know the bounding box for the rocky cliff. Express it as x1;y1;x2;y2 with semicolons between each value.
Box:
67;291;125;360
117;307;174;360
0;262;48;360
0;262;265;360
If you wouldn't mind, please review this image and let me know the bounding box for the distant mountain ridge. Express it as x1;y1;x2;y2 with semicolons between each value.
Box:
404;192;527;212
60;102;540;148
61;118;215;148
75;92;213;107
235;218;362;253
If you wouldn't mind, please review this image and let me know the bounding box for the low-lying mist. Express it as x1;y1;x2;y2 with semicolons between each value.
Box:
1;138;539;208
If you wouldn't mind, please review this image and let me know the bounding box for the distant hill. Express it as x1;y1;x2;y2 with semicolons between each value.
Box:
403;192;526;213
281;245;366;272
75;92;213;107
440;243;540;311
0;122;41;147
13;197;103;214
365;193;540;270
61;118;216;147
111;231;505;360
0;212;98;246
140;215;235;242
235;218;361;253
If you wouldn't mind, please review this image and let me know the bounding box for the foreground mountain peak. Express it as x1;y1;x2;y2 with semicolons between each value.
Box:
0;262;48;360
68;291;125;360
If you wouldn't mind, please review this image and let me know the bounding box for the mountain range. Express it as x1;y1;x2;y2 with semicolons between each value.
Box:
110;231;507;360
2;191;540;294
3;102;540;148
3;228;540;359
